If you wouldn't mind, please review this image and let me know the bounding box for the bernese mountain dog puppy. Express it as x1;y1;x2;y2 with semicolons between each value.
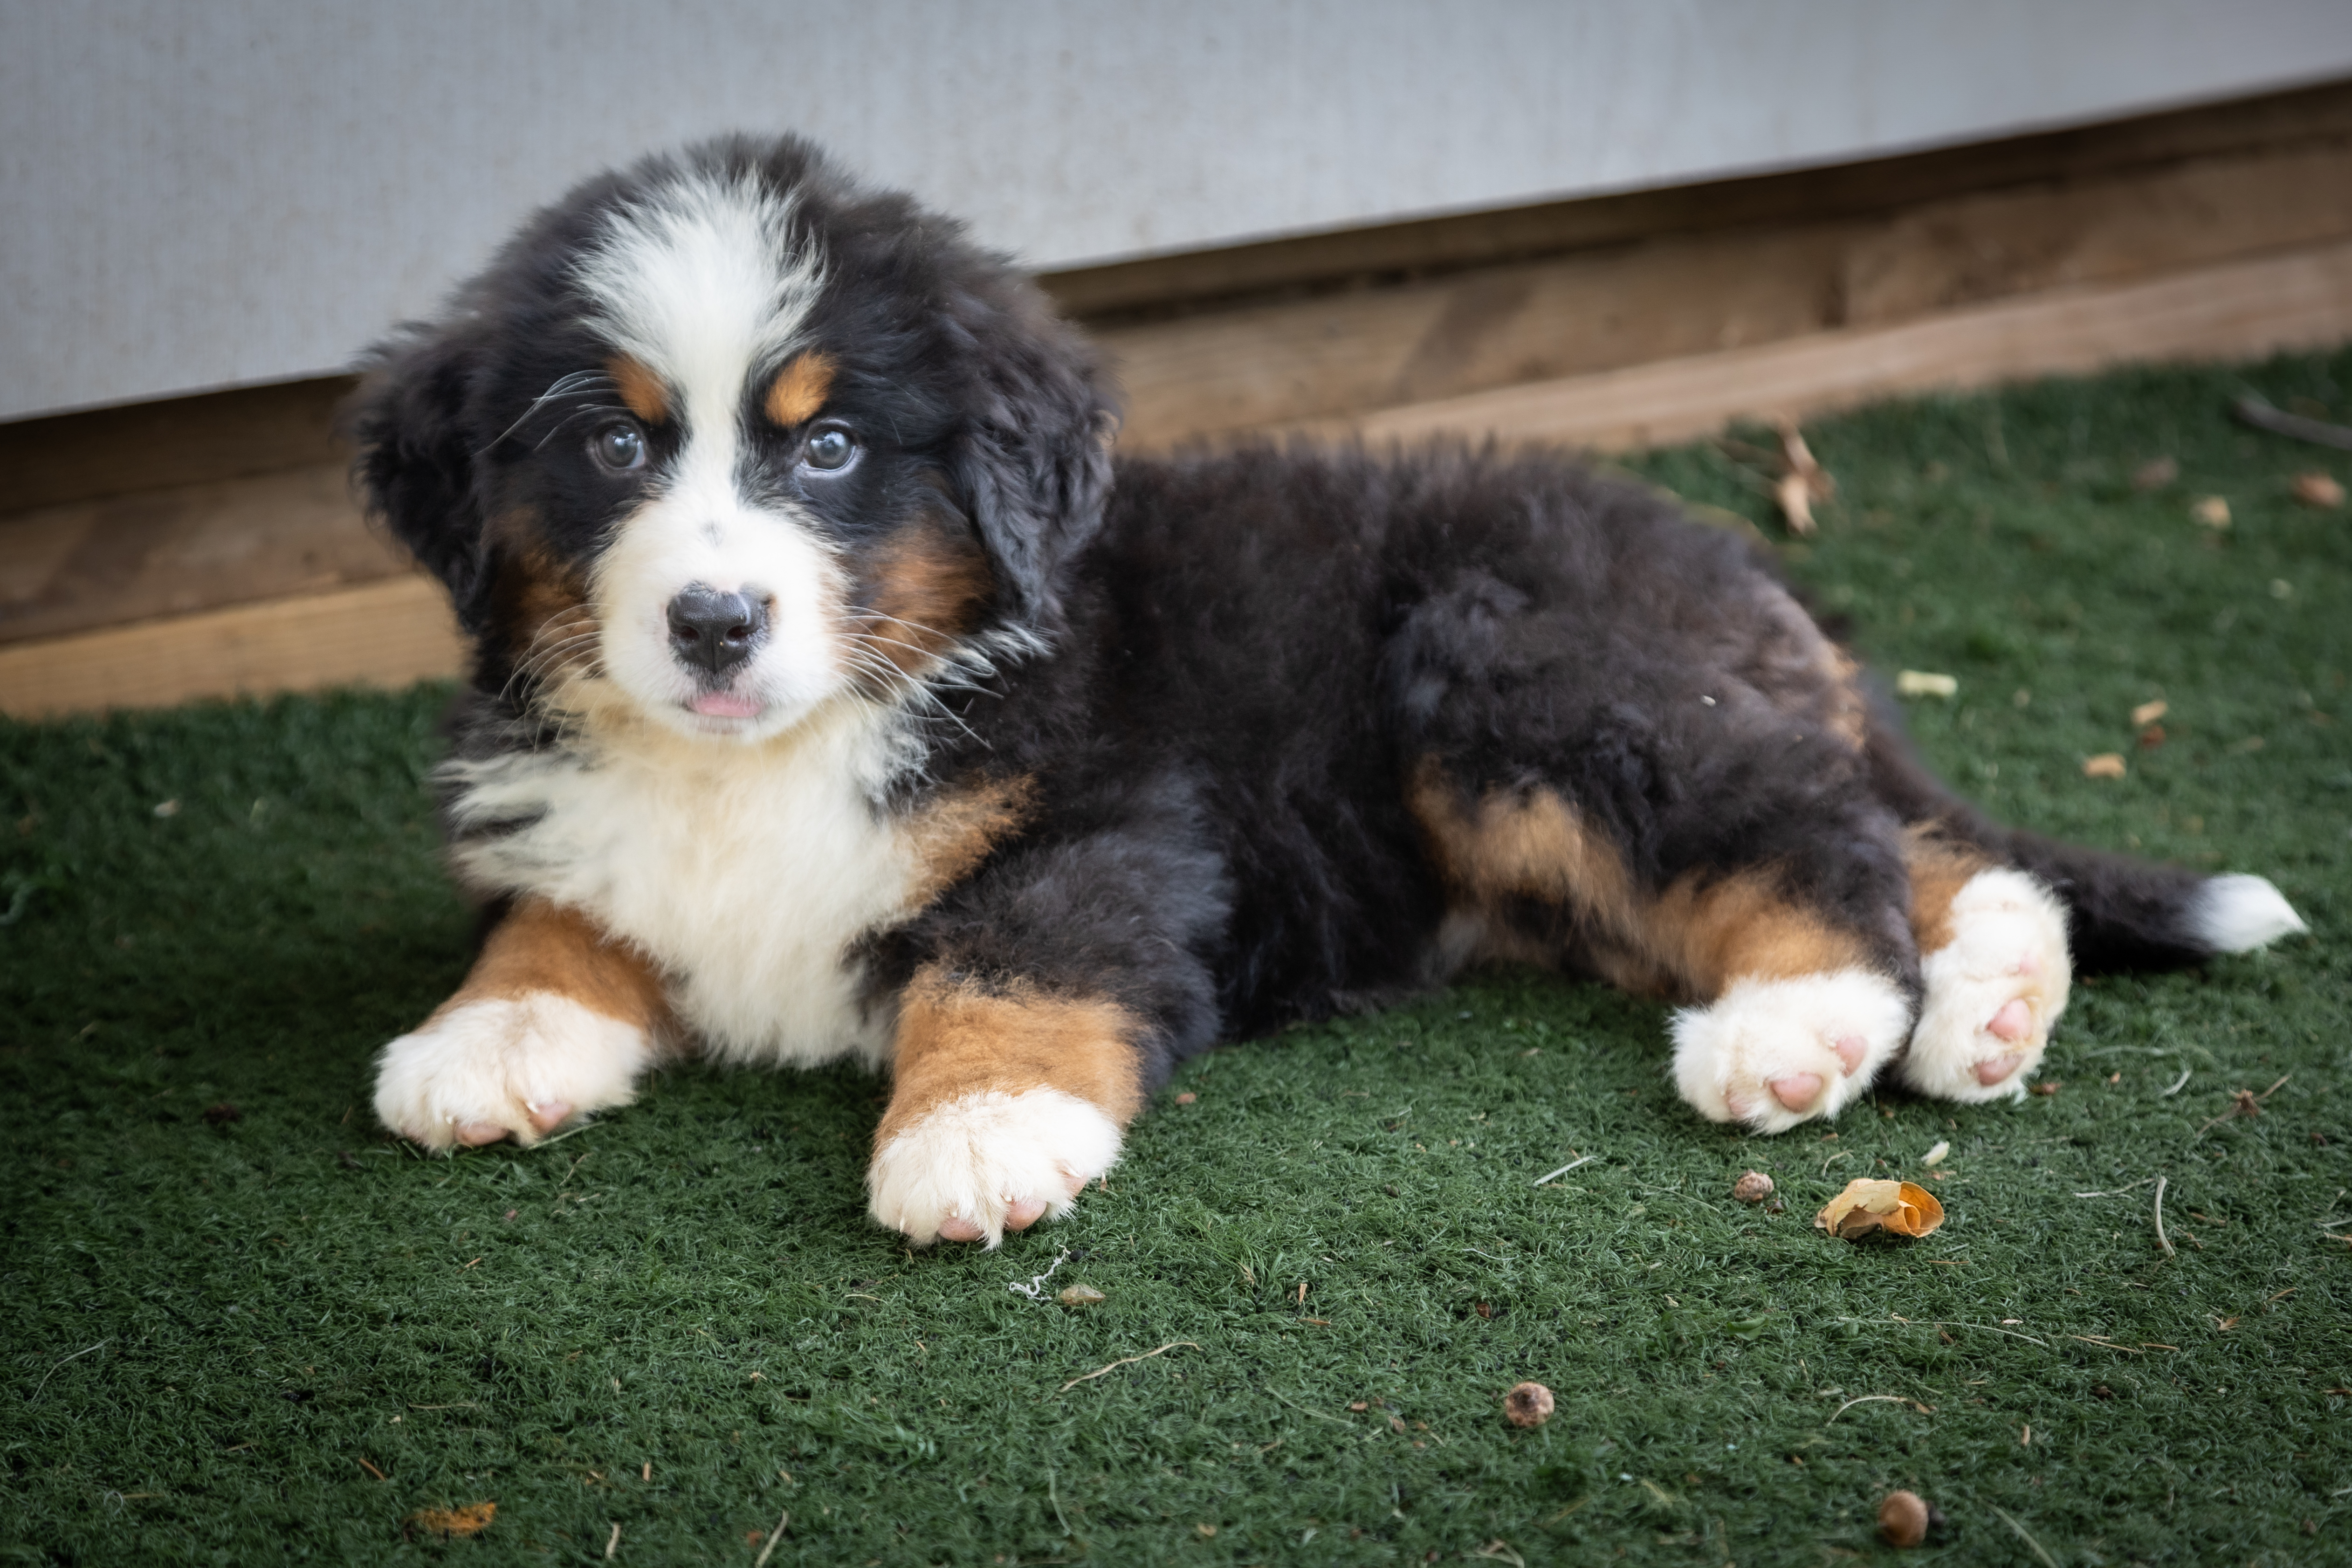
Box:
351;135;2306;1247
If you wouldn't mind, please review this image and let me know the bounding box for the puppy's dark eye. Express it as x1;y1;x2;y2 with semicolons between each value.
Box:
801;424;857;474
590;422;646;473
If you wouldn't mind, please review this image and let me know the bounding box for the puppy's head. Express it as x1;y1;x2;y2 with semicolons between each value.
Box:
350;136;1115;742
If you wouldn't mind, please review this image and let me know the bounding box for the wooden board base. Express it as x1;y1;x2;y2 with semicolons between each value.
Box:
0;575;461;719
1272;239;2352;452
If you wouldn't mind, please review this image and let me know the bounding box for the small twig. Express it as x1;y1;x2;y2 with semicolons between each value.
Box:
604;1520;621;1559
1827;1394;1913;1422
356;1458;387;1481
1261;1387;1361;1428
2153;1176;2175;1259
1987;1502;2060;1568
1058;1341;1197;1393
406;1403;479;1411
28;1340;107;1401
2066;1336;2146;1355
751;1509;789;1568
2073;1177;2159;1198
2232;393;2352;451
1532;1154;1598;1186
2159;1066;2192;1097
1047;1468;1071;1537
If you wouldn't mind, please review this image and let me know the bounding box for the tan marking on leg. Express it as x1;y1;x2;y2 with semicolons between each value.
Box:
608;355;669;425
1642;871;1872;996
1409;756;1638;921
877;970;1143;1144
763;351;836;428
434;898;669;1033
898;774;1036;909
1904;825;1996;953
1410;755;1871;1001
856;517;993;674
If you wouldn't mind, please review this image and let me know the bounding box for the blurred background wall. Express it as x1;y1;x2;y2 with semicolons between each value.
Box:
8;0;2352;422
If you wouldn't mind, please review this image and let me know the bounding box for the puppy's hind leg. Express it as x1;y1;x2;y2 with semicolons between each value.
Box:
1895;830;2072;1102
1410;760;1916;1134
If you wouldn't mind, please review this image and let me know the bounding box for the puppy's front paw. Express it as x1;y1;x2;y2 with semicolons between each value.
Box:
1671;970;1912;1133
1899;868;2071;1102
867;1088;1123;1248
372;994;653;1151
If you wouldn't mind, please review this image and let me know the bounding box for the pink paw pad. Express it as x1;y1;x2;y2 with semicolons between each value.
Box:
526;1100;573;1133
1986;998;2034;1042
936;1214;986;1244
1004;1197;1048;1231
454;1121;508;1146
1768;1073;1823;1112
1833;1035;1867;1075
1974;1056;2022;1086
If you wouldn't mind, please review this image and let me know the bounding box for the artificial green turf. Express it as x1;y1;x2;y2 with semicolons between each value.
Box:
4;350;2349;1567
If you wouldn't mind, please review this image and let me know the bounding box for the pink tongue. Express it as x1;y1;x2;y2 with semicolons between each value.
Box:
689;691;763;718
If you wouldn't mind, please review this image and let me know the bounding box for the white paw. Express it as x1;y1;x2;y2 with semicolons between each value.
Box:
1898;867;2071;1103
867;1088;1122;1248
372;994;653;1151
1671;969;1912;1133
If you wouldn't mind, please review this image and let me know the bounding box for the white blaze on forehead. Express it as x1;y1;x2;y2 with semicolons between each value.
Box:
574;170;825;438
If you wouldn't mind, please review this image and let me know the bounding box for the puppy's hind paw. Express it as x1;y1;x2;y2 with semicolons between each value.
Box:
867;1088;1121;1247
372;994;653;1151
1899;868;2071;1103
1671;970;1912;1134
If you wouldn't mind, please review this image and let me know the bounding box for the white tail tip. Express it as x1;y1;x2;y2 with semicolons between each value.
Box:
2190;874;2309;953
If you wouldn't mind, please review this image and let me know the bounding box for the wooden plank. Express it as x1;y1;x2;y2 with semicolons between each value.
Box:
1044;75;2352;320
0;575;462;719
1269;240;2352;453
0;376;356;518
1106;139;2352;450
0;463;406;646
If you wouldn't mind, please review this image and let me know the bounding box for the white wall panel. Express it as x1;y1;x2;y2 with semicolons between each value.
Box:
6;0;2352;420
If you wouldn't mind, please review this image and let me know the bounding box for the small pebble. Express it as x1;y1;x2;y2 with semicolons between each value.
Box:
1056;1284;1105;1307
2131;456;2178;491
2292;471;2345;508
1878;1490;1931;1547
1173;1092;1197;1105
152;799;180;818
1921;1141;1949;1168
2191;495;2231;528
1732;1170;1775;1203
1503;1381;1554;1428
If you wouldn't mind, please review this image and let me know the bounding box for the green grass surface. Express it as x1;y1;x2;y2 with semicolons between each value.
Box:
4;351;2349;1566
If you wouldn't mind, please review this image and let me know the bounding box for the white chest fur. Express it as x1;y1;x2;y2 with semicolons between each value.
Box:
440;699;923;1066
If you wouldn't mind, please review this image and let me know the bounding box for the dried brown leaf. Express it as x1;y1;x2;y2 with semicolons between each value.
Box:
2082;753;2127;779
2131;699;2169;728
409;1502;496;1538
1814;1178;1945;1240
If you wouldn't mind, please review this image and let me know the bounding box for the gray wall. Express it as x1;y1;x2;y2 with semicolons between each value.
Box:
7;0;2352;422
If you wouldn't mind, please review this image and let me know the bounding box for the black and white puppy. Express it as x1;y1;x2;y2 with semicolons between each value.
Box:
351;135;2306;1246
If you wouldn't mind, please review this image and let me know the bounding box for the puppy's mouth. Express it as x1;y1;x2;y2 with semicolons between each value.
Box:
686;688;766;720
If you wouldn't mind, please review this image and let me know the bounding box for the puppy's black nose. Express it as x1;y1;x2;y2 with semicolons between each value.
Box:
666;585;766;675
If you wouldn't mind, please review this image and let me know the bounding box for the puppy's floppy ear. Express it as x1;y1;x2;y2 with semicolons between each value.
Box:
946;281;1120;633
345;324;495;632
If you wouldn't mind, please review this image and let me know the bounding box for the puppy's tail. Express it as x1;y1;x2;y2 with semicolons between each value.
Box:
1869;725;2308;970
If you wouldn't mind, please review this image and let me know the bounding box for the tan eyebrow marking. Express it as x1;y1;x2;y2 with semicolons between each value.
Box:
764;351;836;428
608;355;668;424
